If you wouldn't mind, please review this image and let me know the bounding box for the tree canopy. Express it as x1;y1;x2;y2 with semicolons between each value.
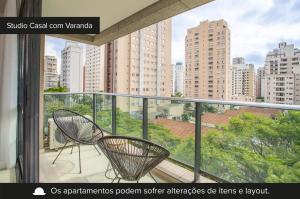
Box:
44;87;68;93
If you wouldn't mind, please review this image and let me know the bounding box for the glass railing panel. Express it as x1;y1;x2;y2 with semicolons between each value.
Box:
115;96;143;138
43;93;300;183
95;94;112;134
148;99;195;167
43;93;93;147
199;104;300;183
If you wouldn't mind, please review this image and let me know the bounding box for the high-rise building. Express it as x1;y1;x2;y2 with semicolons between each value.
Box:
232;57;245;65
256;67;265;98
230;57;256;102
44;56;58;90
61;41;83;92
171;64;175;94
83;65;86;92
84;45;105;92
185;19;231;100
265;42;300;105
104;42;114;93
174;62;184;94
104;19;172;97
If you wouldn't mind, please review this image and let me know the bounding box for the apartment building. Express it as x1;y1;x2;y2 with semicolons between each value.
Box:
264;42;300;105
256;67;266;98
83;65;86;91
84;45;105;92
44;56;58;89
104;19;172;97
232;57;244;65
102;19;172;116
230;57;256;102
171;64;175;94
61;41;83;92
174;62;184;94
185;19;231;100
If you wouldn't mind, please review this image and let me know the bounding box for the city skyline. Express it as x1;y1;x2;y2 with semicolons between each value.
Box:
43;0;300;105
33;5;296;102
46;0;300;73
172;0;300;67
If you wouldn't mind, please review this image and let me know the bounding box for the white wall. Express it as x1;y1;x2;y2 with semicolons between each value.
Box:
0;0;17;170
61;42;83;92
174;63;184;94
69;45;83;92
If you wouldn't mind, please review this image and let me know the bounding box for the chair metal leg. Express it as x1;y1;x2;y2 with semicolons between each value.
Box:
70;146;74;154
111;176;118;183
78;144;82;174
149;172;157;183
52;141;69;164
105;163;114;179
93;145;101;155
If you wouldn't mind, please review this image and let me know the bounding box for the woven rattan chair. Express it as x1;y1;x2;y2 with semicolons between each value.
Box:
52;109;104;173
97;136;170;183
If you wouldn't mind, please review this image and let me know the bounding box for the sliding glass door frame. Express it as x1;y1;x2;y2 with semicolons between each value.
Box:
16;0;42;183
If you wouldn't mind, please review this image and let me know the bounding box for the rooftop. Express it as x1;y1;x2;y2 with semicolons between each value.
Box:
153;107;279;137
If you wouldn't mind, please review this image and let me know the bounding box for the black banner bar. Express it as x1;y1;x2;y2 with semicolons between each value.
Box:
0;17;100;34
0;183;299;199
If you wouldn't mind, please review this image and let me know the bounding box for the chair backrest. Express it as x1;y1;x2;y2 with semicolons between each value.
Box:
53;109;103;144
97;136;170;181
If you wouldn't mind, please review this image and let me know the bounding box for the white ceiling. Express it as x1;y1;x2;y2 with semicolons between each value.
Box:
42;0;159;32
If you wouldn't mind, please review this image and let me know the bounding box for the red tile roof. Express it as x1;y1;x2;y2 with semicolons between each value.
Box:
153;118;211;137
153;107;279;137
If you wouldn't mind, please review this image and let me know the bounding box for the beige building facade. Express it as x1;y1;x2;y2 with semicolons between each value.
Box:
44;56;58;90
265;42;300;105
104;19;172;97
84;45;105;92
256;67;266;98
185;20;231;100
102;19;172;114
230;57;256;102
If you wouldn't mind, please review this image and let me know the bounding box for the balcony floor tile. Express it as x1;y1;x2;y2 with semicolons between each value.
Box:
40;145;163;183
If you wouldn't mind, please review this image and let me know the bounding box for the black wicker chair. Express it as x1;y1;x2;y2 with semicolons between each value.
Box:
97;136;170;183
52;109;104;173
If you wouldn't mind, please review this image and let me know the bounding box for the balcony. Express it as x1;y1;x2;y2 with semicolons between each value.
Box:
40;144;162;183
41;92;300;183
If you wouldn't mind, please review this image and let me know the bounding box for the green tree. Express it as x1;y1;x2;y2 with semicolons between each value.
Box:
171;92;183;98
202;104;218;113
181;113;191;122
44;87;68;92
201;111;300;182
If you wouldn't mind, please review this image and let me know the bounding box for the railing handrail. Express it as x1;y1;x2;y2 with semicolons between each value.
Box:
44;92;300;111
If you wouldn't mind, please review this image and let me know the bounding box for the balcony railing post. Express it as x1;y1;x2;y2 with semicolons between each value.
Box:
112;95;117;135
92;93;96;124
194;102;202;182
143;98;148;140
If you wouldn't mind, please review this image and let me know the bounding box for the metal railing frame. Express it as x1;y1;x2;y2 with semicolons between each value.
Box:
45;92;300;182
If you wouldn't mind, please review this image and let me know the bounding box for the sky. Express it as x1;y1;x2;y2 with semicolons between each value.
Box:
45;0;300;73
172;0;300;67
